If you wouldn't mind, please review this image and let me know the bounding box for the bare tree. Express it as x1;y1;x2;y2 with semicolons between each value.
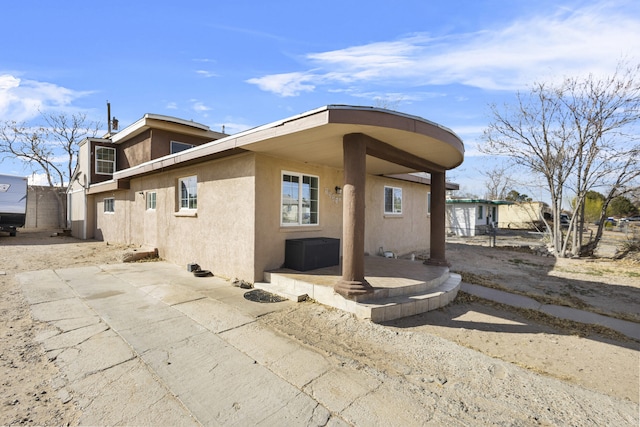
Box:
0;111;101;227
480;165;512;200
482;62;640;257
0;111;101;186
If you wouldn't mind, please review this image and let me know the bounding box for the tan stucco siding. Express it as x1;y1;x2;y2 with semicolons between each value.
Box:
91;153;256;281
498;202;547;229
364;175;431;257
126;154;257;281
254;154;344;279
88;152;434;282
94;191;129;242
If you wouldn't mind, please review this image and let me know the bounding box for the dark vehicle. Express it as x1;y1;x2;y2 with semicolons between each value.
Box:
0;174;27;236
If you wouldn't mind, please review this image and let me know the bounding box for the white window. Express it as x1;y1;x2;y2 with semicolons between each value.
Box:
179;176;197;210
171;141;195;154
281;172;318;226
146;191;157;210
384;186;402;214
427;192;431;215
477;205;484;220
104;198;115;213
96;146;116;175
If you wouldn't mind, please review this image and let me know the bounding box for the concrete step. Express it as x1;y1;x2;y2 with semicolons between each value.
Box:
265;267;450;302
257;272;461;324
354;273;462;322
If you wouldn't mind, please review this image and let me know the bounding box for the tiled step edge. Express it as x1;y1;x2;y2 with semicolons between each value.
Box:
356;273;462;323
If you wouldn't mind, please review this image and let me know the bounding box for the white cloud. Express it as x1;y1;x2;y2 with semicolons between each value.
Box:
246;72;317;97
195;70;218;78
190;100;211;114
247;1;640;96
0;74;93;121
165;101;178;110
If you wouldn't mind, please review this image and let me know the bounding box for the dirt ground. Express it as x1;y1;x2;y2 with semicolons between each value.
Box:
1;229;639;425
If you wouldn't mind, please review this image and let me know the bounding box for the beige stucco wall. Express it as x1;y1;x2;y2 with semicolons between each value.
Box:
498;202;547;229
364;175;431;257
254;155;345;279
254;156;431;274
88;152;434;283
94;153;258;281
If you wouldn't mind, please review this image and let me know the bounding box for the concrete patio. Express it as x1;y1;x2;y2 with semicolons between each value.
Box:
256;256;462;322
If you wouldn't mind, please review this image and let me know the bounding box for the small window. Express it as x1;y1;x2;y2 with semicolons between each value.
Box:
171;141;196;154
281;172;319;226
104;197;115;213
146;192;157;210
427;192;431;215
96;146;116;175
179;176;197;210
477;205;484;220
384;186;402;214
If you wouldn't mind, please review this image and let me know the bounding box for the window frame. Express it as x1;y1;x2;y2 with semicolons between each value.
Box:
171;141;196;154
477;205;484;220
384;186;403;215
146;191;157;210
95;146;116;175
178;176;197;211
104;197;115;213
281;171;319;227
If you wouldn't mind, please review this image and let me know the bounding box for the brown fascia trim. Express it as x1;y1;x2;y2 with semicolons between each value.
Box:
326;106;465;161
385;173;460;190
110;114;226;145
111;105;464;183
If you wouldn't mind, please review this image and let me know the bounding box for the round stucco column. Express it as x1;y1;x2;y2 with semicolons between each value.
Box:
425;170;450;266
335;134;373;297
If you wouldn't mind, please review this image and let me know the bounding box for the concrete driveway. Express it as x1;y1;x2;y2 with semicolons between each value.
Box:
17;261;345;426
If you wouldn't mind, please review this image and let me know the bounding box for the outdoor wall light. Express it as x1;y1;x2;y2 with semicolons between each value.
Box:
335;186;342;195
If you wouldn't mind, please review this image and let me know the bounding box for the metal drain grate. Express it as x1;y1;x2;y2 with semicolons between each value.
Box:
243;289;287;303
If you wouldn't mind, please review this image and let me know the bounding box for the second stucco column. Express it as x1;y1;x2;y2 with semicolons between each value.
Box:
335;133;373;297
425;170;450;266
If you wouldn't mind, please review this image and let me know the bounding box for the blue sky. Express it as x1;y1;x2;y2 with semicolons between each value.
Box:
1;0;638;199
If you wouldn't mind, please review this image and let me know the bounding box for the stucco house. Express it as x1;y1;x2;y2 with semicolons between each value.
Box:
68;105;465;321
498;201;551;230
446;199;506;236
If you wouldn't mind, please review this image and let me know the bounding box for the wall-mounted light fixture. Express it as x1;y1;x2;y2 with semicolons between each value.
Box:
335;186;342;195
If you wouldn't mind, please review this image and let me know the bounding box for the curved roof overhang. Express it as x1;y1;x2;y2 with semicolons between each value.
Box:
114;105;464;181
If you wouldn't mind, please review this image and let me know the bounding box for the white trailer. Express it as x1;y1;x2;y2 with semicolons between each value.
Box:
0;174;28;236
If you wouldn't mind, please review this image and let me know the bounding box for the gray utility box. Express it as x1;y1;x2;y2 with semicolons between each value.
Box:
285;237;340;271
